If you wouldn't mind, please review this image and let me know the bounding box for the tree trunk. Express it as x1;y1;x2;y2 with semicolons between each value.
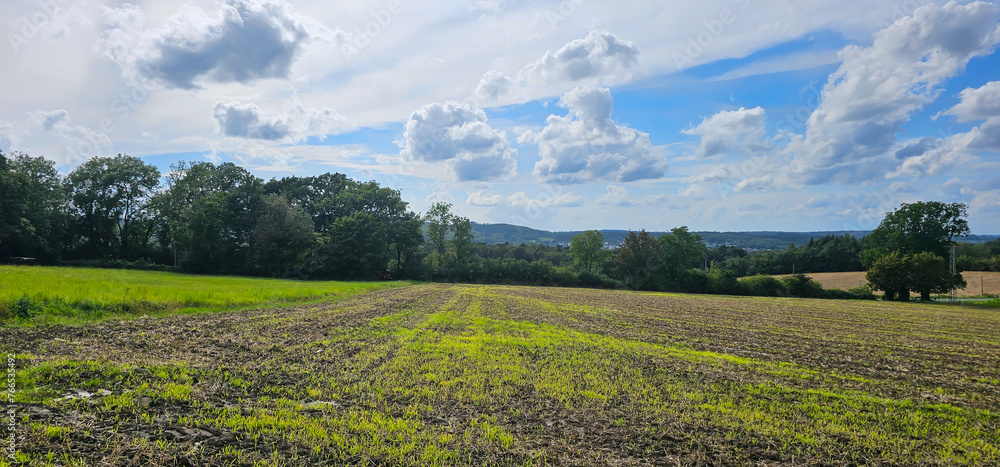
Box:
921;290;932;301
898;289;910;301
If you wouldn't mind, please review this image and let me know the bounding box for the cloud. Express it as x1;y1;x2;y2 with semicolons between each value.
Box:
887;136;972;179
38;110;69;132
475;70;516;103
682;106;769;158
214;103;290;140
593;185;671;206
97;0;328;89
524;86;666;184
506;191;584;210
213;94;344;141
785;1;1000;184
477;30;641;102
548;192;584;207
969;190;1000;214
27;110;112;162
596;185;631;206
967;116;1000;151
468;0;510;14
467;190;502;206
399;101;517;181
945;81;1000;122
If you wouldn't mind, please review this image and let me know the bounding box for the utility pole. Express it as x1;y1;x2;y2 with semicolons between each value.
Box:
949;246;957;302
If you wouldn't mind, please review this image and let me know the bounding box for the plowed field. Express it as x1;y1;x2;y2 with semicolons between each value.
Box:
4;284;999;465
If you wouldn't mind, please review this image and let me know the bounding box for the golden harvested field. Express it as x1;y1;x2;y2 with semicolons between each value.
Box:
3;283;1000;465
788;271;1000;297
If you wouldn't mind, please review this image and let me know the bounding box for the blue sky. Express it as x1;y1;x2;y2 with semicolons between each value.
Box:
3;0;999;233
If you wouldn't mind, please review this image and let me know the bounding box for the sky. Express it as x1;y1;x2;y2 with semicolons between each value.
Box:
2;0;999;234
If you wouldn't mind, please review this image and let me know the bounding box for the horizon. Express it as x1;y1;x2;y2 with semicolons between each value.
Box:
3;0;999;233
466;221;1000;237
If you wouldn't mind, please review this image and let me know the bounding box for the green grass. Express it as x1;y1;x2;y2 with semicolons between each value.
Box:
0;266;415;325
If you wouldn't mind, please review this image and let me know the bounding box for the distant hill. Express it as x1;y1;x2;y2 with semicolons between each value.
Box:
470;223;1000;251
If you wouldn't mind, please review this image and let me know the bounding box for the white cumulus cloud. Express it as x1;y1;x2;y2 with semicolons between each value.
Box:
399;101;517;181
467;190;503;206
945;81;1000;122
682;106;769;158
524;86;665;184
477;30;641;102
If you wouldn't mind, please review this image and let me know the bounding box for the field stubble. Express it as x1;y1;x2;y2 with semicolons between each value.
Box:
2;284;998;465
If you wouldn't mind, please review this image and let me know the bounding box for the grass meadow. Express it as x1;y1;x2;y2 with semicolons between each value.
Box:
2;278;998;465
0;266;414;325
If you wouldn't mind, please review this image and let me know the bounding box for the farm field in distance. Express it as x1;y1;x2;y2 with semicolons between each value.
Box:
3;283;999;465
0;266;414;325
775;271;1000;298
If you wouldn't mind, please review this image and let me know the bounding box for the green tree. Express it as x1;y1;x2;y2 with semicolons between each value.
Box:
309;212;389;279
866;252;912;301
657;226;706;287
0;152;20;256
425;202;453;259
908;252;965;301
65;154;161;260
451;216;473;264
569;230;609;274
861;201;970;267
251;195;317;277
614;230;661;290
0;152;68;262
387;211;424;277
161;162;263;273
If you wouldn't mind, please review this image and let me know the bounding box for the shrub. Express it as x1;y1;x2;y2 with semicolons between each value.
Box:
676;269;710;294
782;274;825;298
846;285;877;300
739;275;790;297
707;268;740;295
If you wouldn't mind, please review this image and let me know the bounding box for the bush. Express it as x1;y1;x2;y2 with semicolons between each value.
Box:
738;275;790;297
707;268;740;295
846;285;877;300
11;295;41;319
676;269;710;294
782;274;825;298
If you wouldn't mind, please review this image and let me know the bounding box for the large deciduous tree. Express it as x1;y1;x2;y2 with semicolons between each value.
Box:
425;202;452;259
251;195;317;278
862;202;969;301
614;230;661;290
569;230;609;274
861;201;970;267
0;152;69;262
657;226;706;287
907;252;965;302
451;216;473;265
65;154;160;261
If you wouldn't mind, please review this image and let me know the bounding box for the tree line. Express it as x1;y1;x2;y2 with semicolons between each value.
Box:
0;151;424;279
0;151;989;300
